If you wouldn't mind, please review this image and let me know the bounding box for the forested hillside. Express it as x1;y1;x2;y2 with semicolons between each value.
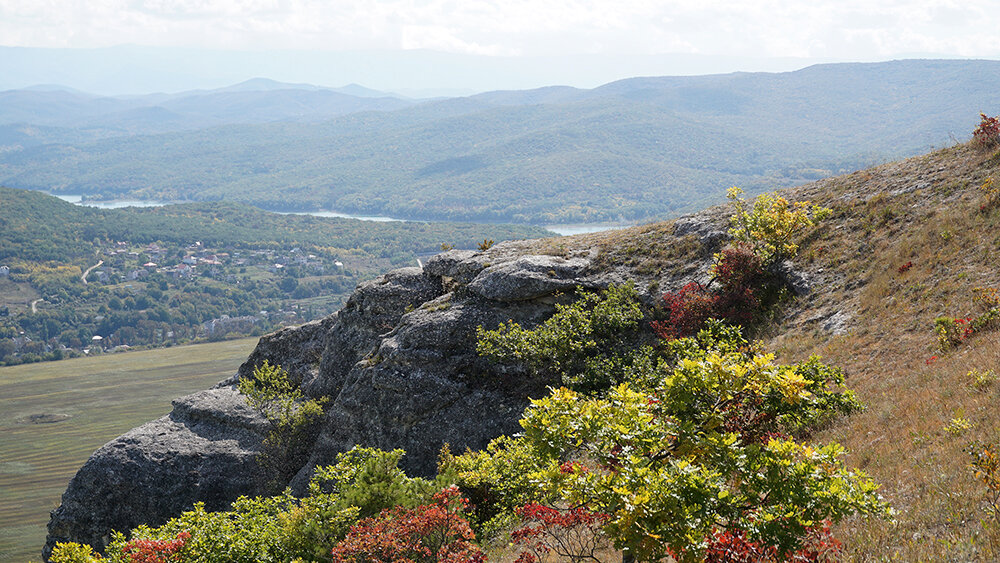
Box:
0;188;550;365
0;79;413;141
3;60;1000;223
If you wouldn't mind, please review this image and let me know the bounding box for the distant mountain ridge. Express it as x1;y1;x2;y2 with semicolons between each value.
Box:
0;79;414;138
2;59;1000;224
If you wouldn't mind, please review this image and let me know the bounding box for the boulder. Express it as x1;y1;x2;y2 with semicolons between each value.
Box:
468;255;592;302
44;388;267;560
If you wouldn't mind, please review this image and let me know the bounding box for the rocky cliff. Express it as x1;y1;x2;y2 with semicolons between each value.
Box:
43;141;1000;561
45;212;746;558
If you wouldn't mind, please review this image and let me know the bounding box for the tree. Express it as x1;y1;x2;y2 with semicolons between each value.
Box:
238;361;327;492
476;283;654;394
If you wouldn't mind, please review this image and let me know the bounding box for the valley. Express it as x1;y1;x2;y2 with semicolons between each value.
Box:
0;188;551;366
0;338;257;563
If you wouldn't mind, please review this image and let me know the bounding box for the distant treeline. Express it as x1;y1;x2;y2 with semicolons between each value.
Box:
3;60;1000;223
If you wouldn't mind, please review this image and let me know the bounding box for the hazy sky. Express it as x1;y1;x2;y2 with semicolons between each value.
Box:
2;0;998;60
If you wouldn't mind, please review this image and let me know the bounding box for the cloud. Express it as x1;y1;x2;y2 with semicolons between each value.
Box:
400;24;513;56
0;0;998;59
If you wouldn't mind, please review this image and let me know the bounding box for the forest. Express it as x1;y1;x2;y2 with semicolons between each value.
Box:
0;188;551;365
5;60;1000;224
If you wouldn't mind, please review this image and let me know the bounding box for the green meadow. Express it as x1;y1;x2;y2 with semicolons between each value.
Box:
0;338;257;563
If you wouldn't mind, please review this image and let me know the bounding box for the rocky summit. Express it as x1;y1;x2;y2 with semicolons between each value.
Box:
42;208;744;559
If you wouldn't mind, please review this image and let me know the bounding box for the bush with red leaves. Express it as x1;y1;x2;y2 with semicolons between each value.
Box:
511;503;611;563
704;520;842;563
974;113;1000;148
330;486;485;563
652;244;765;340
710;244;762;324
652;281;718;340
122;531;190;563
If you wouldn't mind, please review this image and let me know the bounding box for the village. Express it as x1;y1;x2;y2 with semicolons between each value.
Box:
0;239;358;365
88;241;340;283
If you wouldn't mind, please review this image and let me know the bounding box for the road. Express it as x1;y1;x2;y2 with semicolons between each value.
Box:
81;260;103;284
30;298;43;313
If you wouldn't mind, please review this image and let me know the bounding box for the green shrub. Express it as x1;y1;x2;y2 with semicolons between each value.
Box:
727;187;830;264
476;283;656;394
104;495;334;563
519;355;884;562
277;496;359;563
440;436;553;539
49;542;102;563
310;447;448;520
968;368;997;391
238;360;327;492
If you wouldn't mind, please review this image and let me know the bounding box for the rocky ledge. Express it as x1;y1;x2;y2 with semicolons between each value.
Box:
44;388;268;559
48;210;820;558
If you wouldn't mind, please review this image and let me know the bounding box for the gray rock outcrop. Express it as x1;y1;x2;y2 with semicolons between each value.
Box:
44;223;734;558
44;388;268;560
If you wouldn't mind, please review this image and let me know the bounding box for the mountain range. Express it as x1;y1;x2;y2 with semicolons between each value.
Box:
0;78;412;140
2;59;999;224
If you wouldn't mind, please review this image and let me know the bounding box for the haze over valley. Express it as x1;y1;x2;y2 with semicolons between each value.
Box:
3;59;1000;225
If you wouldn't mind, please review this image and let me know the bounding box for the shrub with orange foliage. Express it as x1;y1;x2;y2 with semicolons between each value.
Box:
122;531;190;563
330;486;485;563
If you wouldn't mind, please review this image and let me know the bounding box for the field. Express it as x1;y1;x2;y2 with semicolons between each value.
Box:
0;338;257;563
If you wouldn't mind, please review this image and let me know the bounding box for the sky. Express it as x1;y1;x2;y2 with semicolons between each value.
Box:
1;0;999;94
3;0;998;58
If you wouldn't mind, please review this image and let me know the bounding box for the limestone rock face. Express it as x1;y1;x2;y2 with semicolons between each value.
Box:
44;225;729;559
295;294;555;485
232;314;338;393
468;255;592;302
44;388;267;560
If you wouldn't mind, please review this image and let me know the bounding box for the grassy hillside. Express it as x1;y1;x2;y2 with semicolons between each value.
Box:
766;143;1000;560
3;60;1000;223
0;338;257;563
565;139;1000;559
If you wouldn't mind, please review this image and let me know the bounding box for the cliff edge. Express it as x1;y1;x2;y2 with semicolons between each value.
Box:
44;201;795;558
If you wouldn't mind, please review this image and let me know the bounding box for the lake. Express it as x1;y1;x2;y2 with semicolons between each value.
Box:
50;193;631;236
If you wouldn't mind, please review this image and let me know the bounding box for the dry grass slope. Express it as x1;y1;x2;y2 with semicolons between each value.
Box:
770;143;1000;561
514;141;1000;560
